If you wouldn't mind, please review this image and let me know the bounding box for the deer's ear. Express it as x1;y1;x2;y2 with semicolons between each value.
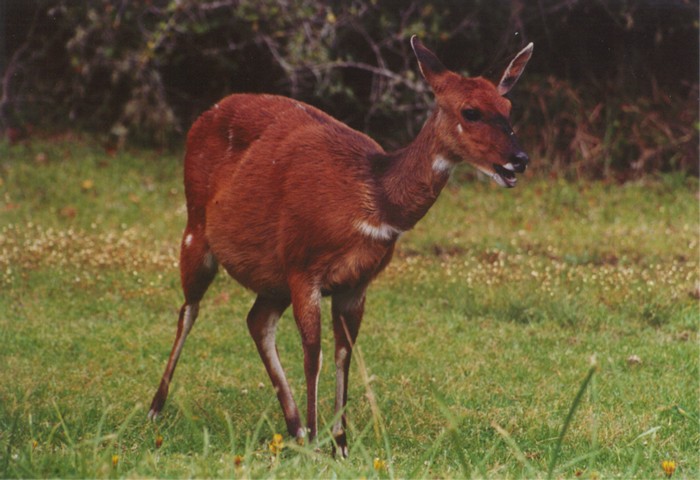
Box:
497;42;533;95
411;36;448;88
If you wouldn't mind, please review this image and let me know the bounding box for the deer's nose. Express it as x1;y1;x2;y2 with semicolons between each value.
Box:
509;151;529;173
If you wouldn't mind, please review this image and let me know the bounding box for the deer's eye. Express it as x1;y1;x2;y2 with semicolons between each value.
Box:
461;109;482;122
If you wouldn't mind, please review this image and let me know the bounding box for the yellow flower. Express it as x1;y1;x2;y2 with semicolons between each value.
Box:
373;457;387;471
155;435;163;449
269;433;284;455
112;454;119;468
662;460;676;477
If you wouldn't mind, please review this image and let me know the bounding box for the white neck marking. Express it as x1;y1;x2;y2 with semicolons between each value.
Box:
432;154;455;175
355;220;402;241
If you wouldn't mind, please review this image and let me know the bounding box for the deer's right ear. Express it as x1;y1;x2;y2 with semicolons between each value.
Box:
411;36;448;88
497;42;533;95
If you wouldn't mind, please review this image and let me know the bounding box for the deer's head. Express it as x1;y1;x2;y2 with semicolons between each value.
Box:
412;36;533;187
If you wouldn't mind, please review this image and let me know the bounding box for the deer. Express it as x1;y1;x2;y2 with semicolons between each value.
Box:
148;36;533;457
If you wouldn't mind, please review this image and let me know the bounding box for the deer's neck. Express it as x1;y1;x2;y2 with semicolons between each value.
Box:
373;110;455;232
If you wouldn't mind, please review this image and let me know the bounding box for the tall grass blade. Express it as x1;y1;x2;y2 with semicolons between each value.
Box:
474;441;500;478
671;404;700;427
344;416;375;468
415;433;447;479
2;412;20;475
434;394;471;478
627;425;662;446
90;404;111;462
491;421;537;478
588;366;599;467
224;412;237;454
557;448;603;472
546;365;596;480
624;425;661;478
353;344;383;443
202;426;210;456
52;400;74;447
381;422;395;480
286;439;355;478
353;344;395;478
114;403;141;440
626;445;644;478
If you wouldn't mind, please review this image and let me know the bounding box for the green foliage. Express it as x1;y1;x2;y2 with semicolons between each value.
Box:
0;139;698;477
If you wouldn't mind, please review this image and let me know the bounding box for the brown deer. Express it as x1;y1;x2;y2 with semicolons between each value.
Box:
148;36;533;457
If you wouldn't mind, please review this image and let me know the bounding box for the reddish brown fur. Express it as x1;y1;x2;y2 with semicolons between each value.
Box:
148;37;533;457
199;94;391;296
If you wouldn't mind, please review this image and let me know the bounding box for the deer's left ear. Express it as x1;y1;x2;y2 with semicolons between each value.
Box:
411;35;448;90
497;42;534;95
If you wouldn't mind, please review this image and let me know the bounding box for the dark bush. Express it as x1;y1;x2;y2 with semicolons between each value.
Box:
1;0;697;178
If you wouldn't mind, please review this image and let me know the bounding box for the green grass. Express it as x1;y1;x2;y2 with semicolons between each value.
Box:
0;138;698;478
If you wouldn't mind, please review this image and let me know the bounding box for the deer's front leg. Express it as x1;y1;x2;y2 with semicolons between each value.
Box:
330;286;366;458
290;278;323;441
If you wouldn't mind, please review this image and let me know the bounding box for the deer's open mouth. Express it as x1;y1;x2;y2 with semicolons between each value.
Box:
492;163;517;188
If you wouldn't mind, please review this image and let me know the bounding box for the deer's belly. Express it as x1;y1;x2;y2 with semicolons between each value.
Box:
211;234;393;299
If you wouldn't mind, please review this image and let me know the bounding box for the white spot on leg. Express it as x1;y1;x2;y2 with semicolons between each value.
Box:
457;123;464;134
334;348;347;415
332;422;344;437
203;252;216;269
259;313;298;421
260;320;281;375
334;347;349;407
184;234;193;247
182;305;198;334
310;288;322;305
168;304;199;371
309;348;322;436
314;349;323;402
335;347;348;368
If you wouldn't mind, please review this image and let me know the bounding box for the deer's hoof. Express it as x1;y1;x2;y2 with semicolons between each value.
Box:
332;430;349;459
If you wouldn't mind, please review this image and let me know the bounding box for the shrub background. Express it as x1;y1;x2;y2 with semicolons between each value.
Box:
1;0;698;178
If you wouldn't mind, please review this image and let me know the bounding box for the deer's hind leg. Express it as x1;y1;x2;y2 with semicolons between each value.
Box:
246;295;305;438
148;225;218;420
